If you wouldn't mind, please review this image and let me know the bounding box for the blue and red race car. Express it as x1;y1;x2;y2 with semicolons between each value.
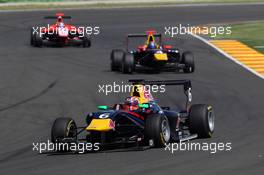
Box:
51;79;214;152
111;31;194;74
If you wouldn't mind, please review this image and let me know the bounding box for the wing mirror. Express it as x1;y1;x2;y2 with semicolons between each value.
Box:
139;103;150;109
97;105;109;110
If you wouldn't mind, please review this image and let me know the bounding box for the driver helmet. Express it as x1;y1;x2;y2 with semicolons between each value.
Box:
147;41;156;49
125;96;139;110
58;16;63;23
58;22;65;28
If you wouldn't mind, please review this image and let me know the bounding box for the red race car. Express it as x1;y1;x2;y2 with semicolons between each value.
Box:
30;13;91;48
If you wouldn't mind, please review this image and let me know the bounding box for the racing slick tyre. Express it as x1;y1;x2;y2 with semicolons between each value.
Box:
189;104;215;138
82;35;91;48
110;49;124;71
51;117;77;151
121;53;135;74
30;27;35;46
33;33;43;47
145;114;170;147
182;51;194;73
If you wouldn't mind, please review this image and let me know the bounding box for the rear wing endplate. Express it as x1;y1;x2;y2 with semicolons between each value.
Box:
44;16;72;19
127;33;162;38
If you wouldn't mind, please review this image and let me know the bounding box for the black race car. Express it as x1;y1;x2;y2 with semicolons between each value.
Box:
110;31;194;74
51;79;214;152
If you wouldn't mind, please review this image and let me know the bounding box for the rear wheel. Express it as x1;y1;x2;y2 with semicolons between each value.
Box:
189;104;215;138
30;27;35;46
121;53;134;74
33;33;43;47
82;35;91;48
110;49;124;71
145;114;170;147
182;51;194;73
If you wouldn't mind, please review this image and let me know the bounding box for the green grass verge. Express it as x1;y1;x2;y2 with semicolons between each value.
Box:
0;0;64;3
1;0;264;2
0;0;62;2
0;0;264;8
211;21;264;53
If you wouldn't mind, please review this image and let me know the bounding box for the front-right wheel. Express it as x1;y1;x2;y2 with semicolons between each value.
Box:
189;104;215;138
145;114;170;147
51;117;77;143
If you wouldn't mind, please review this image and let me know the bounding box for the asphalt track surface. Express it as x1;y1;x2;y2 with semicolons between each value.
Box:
0;4;264;175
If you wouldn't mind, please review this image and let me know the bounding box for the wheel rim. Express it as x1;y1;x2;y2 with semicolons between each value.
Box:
208;110;215;132
161;119;170;143
67;122;76;138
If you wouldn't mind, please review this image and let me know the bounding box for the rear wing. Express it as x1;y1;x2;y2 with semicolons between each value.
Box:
126;33;162;52
129;79;192;110
127;33;162;38
129;79;191;89
44;16;72;19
